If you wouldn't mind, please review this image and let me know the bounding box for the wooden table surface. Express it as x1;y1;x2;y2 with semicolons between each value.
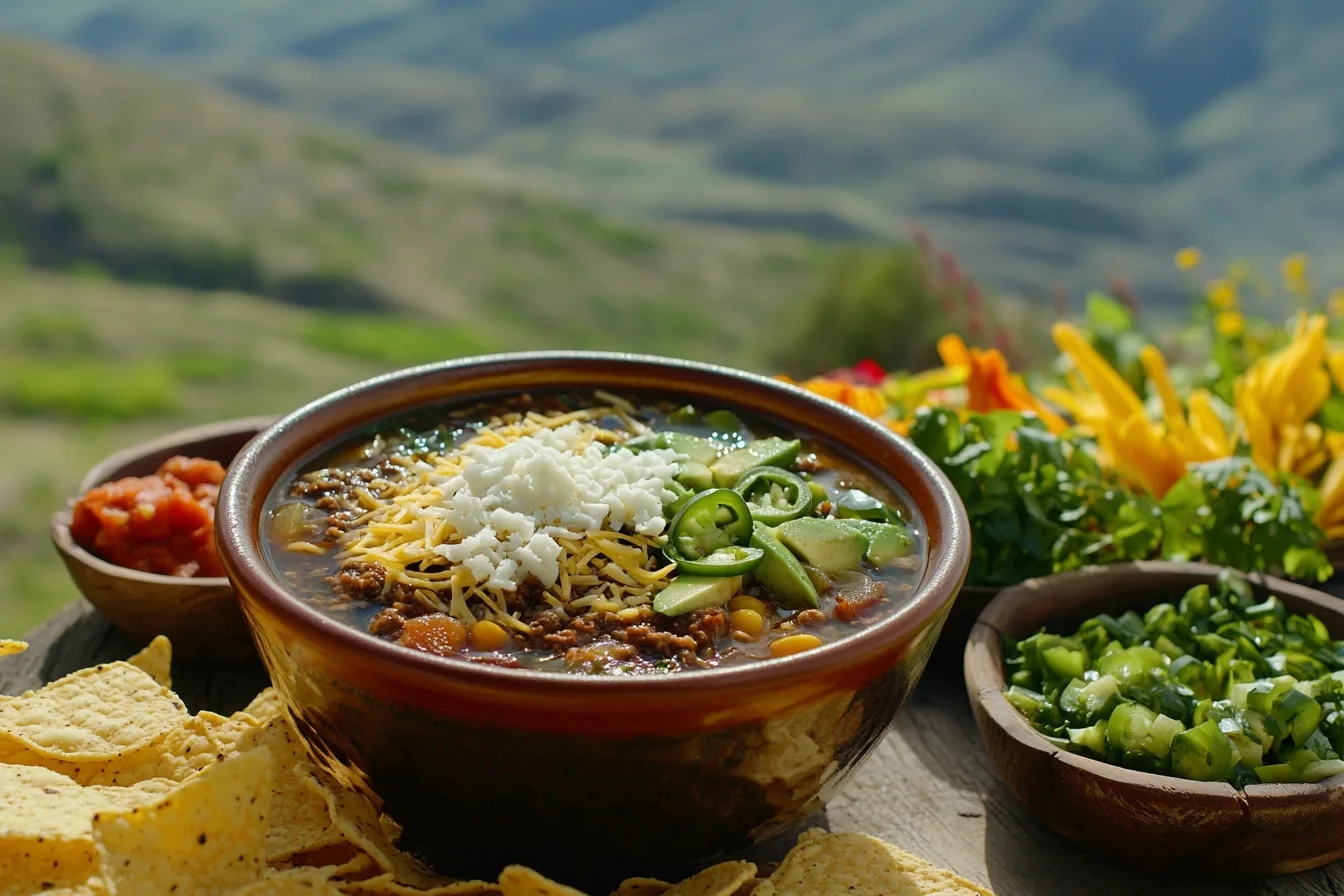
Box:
6;599;1344;896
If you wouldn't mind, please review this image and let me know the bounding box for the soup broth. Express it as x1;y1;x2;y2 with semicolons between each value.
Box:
263;392;927;675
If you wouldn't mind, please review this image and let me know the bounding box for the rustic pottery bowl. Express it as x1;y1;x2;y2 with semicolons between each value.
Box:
966;561;1344;879
50;417;274;663
216;351;970;889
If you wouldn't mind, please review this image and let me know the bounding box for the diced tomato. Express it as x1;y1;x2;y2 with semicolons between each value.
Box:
69;456;227;577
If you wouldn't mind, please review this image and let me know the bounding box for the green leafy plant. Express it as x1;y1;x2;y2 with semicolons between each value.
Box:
909;408;1332;587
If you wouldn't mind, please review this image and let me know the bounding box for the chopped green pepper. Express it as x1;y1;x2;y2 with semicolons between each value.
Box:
733;466;813;526
665;489;753;560
1170;721;1237;782
1001;571;1344;787
662;543;764;577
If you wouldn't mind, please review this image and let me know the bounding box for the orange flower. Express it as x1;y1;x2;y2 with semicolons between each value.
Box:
936;335;1066;432
777;375;888;421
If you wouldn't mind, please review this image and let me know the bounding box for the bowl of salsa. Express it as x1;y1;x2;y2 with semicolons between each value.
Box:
50;417;274;661
215;352;969;889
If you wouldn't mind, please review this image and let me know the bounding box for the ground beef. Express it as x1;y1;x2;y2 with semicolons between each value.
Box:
541;630;580;651
670;608;729;652
506;580;543;614
329;562;388;603
618;625;699;660
527;609;567;637
289;466;380;499
564;640;638;672
368;608;405;638
794;609;826;628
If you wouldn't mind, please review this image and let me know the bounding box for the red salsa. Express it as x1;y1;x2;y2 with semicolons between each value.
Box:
70;456;227;577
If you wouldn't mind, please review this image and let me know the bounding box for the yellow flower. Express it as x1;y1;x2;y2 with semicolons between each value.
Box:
1051;324;1225;498
1228;257;1252;282
1214;310;1245;338
1205;278;1238;310
1235;314;1331;480
1330;288;1344;319
1282;253;1311;295
1174;247;1203;271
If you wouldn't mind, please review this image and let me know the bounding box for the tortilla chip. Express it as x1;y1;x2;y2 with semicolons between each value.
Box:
498;866;590;896
0;714;225;787
230;714;347;861
296;762;446;891
0;845;101;896
0;763;171;896
126;636;173;688
276;843;374;878
92;747;273;895
663;863;756;896
751;830;993;896
201;709;263;756
242;687;286;724
0;662;187;761
225;867;346;894
0;640;27;657
340;873;501;895
611;879;671;896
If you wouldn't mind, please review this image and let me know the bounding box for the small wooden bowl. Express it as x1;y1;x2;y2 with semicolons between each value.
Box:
50;417;275;663
966;561;1344;879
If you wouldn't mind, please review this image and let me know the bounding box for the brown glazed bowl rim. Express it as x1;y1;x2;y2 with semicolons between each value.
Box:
51;416;278;588
216;351;969;699
966;560;1344;798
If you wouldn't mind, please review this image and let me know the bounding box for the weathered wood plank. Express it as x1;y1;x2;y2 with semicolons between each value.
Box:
4;601;1342;895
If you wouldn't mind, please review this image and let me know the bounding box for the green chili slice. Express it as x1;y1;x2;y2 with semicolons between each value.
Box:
664;543;765;577
666;488;753;560
733;466;813;525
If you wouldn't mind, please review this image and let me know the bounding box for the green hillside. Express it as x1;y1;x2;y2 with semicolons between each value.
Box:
4;1;1344;301
0;36;820;366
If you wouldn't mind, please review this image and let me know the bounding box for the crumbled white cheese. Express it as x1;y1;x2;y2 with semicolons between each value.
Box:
430;422;681;590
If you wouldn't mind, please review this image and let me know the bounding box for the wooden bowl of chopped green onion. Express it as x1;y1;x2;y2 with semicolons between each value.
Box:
965;561;1344;879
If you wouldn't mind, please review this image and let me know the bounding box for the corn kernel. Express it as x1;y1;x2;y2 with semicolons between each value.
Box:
769;633;823;657
729;608;765;637
470;620;509;652
728;594;767;615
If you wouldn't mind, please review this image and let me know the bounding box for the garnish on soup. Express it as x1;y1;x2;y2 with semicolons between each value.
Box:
1005;570;1344;786
264;393;925;674
70;456;226;577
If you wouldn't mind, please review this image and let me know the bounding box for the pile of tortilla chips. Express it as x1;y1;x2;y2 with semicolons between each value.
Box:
0;637;992;896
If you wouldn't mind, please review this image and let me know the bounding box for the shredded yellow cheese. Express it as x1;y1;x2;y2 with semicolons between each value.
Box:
330;408;680;630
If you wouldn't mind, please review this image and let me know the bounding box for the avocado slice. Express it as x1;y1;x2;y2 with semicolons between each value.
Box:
662;432;721;465
701;409;749;443
675;461;715;492
775;517;868;573
653;574;742;616
710;437;802;488
626;431;721;465
836;519;914;565
750;522;819;609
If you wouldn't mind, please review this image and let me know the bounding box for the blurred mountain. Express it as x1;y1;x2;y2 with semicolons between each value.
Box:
0;35;820;366
4;1;1344;302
